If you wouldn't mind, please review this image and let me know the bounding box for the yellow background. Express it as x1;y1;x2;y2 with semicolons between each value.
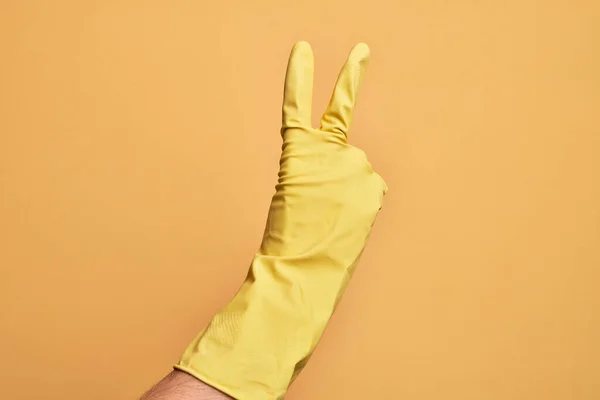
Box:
1;1;599;399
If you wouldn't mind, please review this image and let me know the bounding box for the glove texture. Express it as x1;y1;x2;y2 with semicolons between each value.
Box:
175;41;387;400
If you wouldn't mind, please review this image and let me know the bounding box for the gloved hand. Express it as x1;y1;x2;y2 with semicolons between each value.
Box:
175;41;387;400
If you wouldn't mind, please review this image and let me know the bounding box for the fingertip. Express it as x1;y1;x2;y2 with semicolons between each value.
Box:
291;41;313;58
347;42;370;64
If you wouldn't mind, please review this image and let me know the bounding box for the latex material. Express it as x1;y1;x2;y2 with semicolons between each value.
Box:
175;41;387;400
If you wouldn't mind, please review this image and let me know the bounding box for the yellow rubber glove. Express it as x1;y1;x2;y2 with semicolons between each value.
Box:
175;41;387;400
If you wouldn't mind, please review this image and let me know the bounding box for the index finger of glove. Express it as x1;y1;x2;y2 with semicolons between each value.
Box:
320;43;370;139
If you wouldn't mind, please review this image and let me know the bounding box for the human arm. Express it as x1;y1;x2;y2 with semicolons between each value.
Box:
140;370;232;400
